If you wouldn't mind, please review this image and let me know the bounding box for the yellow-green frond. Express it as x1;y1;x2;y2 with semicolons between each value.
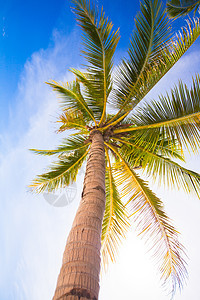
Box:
109;0;171;117
109;17;200;125
71;0;120;123
30;135;90;157
118;139;200;199
101;148;130;269
113;136;184;161
30;146;90;193
57;109;88;133
70;68;105;120
115;75;200;153
105;142;187;295
47;80;96;123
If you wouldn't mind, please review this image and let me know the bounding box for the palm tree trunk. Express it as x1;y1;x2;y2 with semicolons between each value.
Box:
53;130;105;300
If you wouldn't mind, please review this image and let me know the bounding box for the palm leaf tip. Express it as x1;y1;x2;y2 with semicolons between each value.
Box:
167;0;200;18
29;148;59;156
123;167;187;294
29;135;91;157
30;147;89;193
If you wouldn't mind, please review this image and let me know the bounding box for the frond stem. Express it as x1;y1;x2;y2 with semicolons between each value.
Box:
100;111;129;131
58;121;89;131
113;111;200;134
112;137;184;165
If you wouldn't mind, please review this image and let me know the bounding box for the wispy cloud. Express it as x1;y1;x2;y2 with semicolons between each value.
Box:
0;28;82;300
2;27;5;37
1;17;6;37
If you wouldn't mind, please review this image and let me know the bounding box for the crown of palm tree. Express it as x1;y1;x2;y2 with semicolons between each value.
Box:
30;0;200;296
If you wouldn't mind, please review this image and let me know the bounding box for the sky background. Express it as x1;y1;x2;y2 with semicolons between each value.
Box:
0;0;200;299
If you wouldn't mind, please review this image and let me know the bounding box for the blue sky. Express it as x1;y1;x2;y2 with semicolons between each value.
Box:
1;0;200;299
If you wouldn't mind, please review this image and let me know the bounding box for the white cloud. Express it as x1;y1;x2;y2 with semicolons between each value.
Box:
0;28;200;300
0;28;83;300
2;27;5;37
1;17;6;37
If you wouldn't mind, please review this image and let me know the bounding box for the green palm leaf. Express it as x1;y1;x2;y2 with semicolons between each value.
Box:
101;149;130;268
71;0;120;123
114;75;200;152
167;0;200;18
30;146;90;193
30;135;90;157
105;142;187;294
114;163;187;294
57;109;88;133
70;68;105;118
108;0;171;116
47;80;96;124
108;17;200;126
113;135;184;161
118;139;200;198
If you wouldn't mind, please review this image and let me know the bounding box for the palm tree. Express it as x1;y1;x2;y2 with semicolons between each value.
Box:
167;0;200;18
30;0;200;299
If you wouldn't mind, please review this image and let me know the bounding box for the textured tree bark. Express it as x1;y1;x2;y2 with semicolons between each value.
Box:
53;130;105;300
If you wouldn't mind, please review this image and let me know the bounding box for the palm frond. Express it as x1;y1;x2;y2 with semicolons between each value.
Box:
71;0;120;123
108;17;200;127
70;68;105;119
47;80;96;124
113;136;184;161
30;146;90;193
105;142;187;294
30;135;90;157
167;0;200;18
118;139;200;198
114;75;200;152
101;148;130;268
114;162;187;295
57;109;88;133
108;0;171;117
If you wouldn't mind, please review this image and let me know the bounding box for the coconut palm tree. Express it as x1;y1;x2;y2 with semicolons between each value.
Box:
30;0;200;299
167;0;200;18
